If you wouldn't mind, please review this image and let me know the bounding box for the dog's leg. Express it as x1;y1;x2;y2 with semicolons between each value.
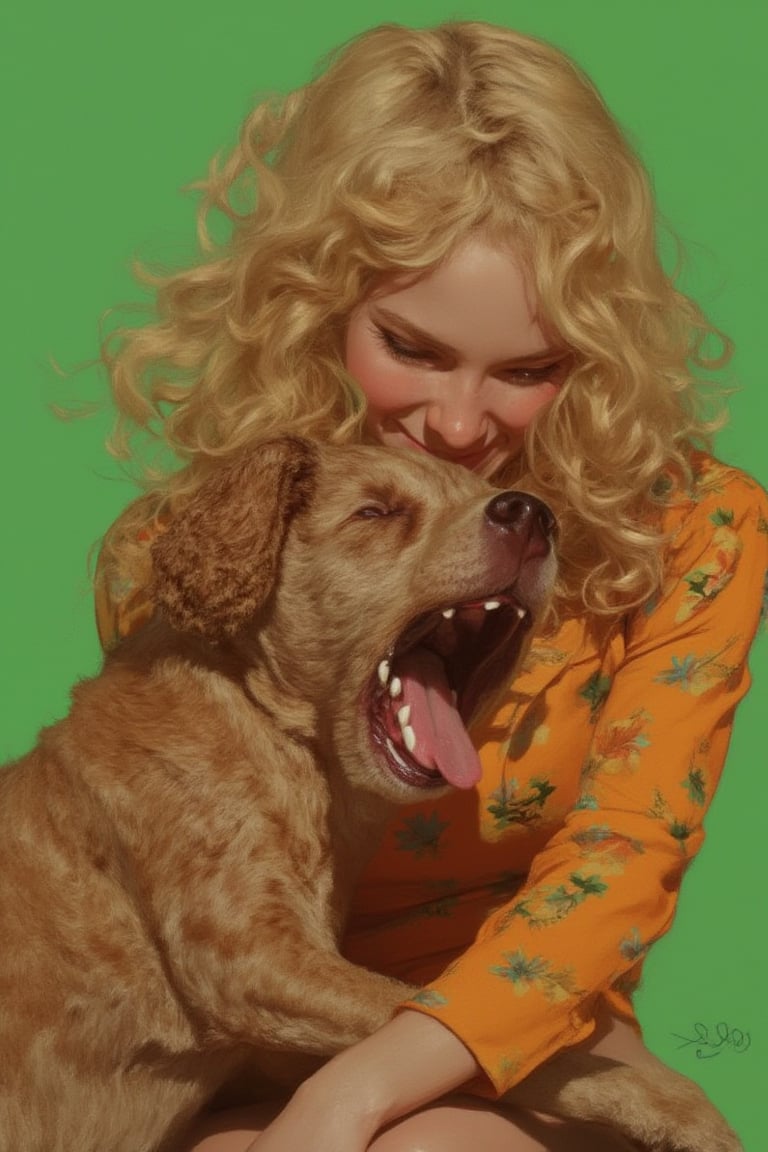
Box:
168;925;413;1058
503;1048;743;1152
204;953;415;1101
271;954;414;1055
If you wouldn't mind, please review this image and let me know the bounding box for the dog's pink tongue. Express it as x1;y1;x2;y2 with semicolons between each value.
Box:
398;649;481;789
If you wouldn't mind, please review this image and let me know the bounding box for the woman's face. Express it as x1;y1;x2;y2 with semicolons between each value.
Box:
345;238;569;476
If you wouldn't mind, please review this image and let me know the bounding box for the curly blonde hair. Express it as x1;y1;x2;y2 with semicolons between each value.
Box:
99;20;727;623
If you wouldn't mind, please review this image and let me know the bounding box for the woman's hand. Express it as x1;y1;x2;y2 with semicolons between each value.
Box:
245;1009;482;1151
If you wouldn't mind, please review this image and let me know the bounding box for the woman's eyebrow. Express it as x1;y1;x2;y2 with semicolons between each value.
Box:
372;306;566;364
372;307;456;354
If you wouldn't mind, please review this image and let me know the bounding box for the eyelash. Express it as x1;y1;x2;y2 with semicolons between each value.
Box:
374;326;432;364
372;325;564;383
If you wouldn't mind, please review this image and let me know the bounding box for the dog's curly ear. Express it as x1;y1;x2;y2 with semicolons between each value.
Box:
150;436;318;640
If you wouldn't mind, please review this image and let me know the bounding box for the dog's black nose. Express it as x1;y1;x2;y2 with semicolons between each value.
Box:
485;492;556;538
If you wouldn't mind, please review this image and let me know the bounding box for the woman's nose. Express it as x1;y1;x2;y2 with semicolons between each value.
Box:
422;379;490;448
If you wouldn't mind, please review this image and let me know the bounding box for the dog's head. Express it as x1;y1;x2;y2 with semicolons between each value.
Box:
151;437;557;802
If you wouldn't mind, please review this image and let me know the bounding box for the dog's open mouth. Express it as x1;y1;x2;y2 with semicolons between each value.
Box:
369;591;531;791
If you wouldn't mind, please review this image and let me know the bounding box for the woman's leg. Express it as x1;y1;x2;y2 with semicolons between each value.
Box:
177;1102;283;1152
180;1098;639;1152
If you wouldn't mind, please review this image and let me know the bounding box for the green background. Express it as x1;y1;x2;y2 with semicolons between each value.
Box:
3;1;766;1145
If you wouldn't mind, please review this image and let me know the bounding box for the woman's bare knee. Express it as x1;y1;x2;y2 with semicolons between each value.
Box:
175;1103;281;1152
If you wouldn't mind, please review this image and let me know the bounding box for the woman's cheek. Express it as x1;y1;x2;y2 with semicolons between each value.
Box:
498;380;560;433
346;349;423;417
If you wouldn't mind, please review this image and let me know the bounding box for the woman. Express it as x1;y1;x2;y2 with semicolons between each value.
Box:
95;22;767;1151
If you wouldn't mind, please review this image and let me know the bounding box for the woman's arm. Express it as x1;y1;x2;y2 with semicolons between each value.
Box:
247;1010;479;1152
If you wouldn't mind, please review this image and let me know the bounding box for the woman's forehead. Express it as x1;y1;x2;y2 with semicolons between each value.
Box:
361;238;556;362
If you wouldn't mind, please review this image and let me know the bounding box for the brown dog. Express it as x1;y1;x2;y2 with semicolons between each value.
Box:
0;438;740;1151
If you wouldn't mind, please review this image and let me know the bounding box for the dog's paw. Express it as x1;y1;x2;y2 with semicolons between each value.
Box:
625;1073;743;1152
578;1067;743;1152
505;1052;743;1152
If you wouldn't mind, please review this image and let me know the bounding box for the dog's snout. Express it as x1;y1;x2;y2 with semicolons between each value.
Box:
485;492;556;539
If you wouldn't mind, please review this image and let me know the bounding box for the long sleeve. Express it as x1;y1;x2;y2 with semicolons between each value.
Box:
399;461;768;1094
93;501;166;650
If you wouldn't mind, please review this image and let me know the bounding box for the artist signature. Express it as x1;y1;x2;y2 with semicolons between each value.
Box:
671;1021;751;1060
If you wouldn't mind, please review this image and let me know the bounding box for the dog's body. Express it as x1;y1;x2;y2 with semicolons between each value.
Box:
0;440;741;1151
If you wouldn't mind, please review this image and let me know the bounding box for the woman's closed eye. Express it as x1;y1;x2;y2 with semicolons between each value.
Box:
498;361;568;385
373;323;568;384
373;325;439;365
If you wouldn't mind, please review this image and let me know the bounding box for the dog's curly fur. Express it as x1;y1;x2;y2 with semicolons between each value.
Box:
0;439;741;1152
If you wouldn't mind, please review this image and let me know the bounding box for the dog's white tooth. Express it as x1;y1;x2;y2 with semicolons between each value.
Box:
378;660;391;686
484;600;501;611
515;605;526;620
442;608;456;619
402;724;416;753
397;704;411;728
385;736;409;772
389;676;402;698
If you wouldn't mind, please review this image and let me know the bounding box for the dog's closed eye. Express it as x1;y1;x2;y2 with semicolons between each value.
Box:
353;504;406;520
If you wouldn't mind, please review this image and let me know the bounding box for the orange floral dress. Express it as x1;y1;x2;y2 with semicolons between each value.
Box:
96;451;768;1096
